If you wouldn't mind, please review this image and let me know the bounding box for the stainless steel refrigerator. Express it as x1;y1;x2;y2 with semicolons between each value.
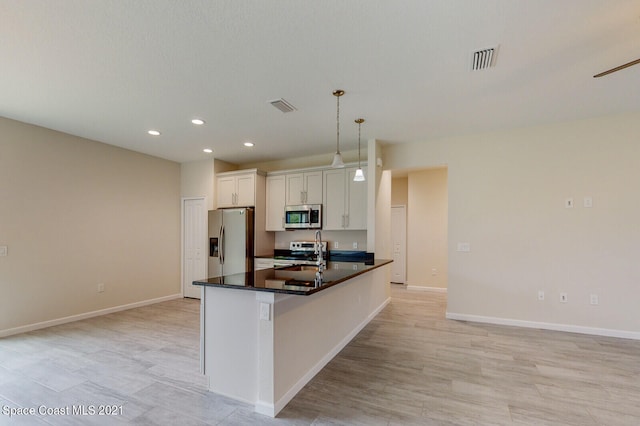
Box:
208;208;254;277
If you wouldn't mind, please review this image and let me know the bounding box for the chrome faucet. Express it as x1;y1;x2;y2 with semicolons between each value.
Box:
314;230;324;286
314;230;324;268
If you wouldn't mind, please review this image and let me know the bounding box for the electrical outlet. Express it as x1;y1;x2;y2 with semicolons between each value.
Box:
590;294;599;305
432;268;437;276
260;303;271;321
584;197;593;208
538;291;545;301
333;241;339;249
457;243;471;252
353;242;358;249
97;283;105;293
560;292;568;303
0;246;7;257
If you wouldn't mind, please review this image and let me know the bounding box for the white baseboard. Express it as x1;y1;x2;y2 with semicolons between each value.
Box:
254;400;275;418
407;285;447;293
446;311;640;340
0;293;183;338
269;296;391;417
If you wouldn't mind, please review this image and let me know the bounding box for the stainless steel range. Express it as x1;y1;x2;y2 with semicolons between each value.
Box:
272;241;328;267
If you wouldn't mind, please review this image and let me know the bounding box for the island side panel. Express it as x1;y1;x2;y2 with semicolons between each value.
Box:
272;265;391;413
203;286;259;403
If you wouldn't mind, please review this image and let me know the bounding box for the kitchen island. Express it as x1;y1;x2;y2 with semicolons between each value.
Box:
193;259;392;417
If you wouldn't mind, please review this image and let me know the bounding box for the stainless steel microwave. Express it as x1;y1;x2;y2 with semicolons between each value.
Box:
284;204;322;229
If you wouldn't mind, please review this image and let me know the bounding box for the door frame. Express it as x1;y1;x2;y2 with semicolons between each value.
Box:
390;204;407;284
181;196;207;298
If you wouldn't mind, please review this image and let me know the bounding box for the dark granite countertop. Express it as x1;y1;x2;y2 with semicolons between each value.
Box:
256;250;375;263
193;259;392;295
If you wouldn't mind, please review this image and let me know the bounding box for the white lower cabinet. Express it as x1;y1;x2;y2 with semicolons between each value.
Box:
255;258;275;270
323;167;367;230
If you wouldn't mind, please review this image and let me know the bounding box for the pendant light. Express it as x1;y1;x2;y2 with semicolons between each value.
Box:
331;89;345;168
353;118;366;181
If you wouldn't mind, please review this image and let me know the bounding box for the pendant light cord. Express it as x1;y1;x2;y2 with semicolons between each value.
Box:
336;94;341;154
357;120;361;168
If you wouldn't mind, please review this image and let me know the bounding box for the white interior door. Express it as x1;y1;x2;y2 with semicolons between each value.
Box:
183;198;207;299
391;205;407;284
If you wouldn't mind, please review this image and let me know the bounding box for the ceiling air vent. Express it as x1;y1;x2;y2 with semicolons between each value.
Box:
471;46;498;71
268;98;296;113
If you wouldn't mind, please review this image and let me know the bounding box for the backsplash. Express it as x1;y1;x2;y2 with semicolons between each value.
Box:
274;230;367;252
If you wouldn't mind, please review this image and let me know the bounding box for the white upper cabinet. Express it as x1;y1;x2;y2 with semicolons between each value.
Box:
323;167;367;230
323;169;347;230
266;175;286;231
285;171;323;205
346;167;367;230
216;171;256;208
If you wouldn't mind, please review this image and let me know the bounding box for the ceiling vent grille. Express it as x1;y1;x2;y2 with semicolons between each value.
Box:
269;98;296;113
471;46;498;71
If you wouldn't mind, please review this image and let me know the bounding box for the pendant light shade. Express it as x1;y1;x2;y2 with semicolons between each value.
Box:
353;118;366;182
331;90;345;168
331;152;345;168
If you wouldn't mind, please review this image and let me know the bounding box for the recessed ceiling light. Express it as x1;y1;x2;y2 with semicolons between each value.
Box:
244;142;254;147
203;148;213;153
147;130;161;136
191;119;205;125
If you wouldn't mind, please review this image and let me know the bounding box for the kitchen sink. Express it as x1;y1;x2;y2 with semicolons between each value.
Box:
278;265;321;272
265;278;315;288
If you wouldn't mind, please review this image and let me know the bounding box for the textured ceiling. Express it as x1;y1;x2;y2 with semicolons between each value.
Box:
1;0;640;164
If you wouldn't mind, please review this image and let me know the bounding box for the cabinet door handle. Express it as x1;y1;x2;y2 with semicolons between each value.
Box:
345;215;349;228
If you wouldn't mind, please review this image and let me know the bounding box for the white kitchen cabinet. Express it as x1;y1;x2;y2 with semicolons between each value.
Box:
323;167;367;230
254;258;275;270
265;175;286;231
285;171;323;205
346;167;367;230
216;171;256;208
323;169;347;230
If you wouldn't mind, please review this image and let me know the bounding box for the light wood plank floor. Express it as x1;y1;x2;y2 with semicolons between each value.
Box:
1;285;639;425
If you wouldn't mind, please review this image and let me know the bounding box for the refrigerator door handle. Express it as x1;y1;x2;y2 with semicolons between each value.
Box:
219;225;225;265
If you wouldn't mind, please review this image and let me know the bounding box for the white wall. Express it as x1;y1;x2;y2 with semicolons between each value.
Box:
406;168;448;290
391;177;408;206
0;117;181;335
384;112;640;336
240;149;363;173
181;159;215;209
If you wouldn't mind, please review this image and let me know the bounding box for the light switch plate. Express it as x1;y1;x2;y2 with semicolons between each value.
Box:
565;198;574;208
0;246;7;257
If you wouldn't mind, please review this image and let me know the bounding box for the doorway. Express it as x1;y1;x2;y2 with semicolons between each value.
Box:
390;205;407;283
391;167;448;291
182;197;207;299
